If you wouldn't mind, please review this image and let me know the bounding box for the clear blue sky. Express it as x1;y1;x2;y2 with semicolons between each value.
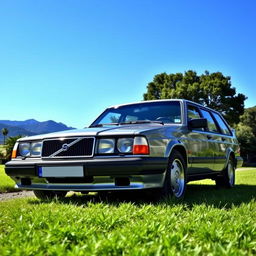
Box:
0;0;255;128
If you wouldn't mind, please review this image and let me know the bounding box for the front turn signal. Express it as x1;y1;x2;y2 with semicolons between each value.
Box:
11;143;19;159
133;137;149;155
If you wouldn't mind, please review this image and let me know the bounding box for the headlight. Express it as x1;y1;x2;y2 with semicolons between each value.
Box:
18;141;42;157
31;142;42;156
117;138;134;153
19;143;31;157
98;139;115;154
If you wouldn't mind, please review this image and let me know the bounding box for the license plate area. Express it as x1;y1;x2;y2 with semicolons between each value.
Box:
38;166;84;177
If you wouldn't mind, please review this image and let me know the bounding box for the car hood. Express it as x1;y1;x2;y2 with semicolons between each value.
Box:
17;124;173;141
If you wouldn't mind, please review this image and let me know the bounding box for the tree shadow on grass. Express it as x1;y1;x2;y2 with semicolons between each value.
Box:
28;183;256;209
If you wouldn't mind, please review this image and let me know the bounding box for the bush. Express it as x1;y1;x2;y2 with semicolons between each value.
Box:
4;136;22;160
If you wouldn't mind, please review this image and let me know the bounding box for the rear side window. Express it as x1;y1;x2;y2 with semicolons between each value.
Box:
200;109;218;133
212;112;231;135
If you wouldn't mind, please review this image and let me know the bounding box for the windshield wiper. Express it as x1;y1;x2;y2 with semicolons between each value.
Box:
119;120;164;125
90;120;164;128
90;123;120;128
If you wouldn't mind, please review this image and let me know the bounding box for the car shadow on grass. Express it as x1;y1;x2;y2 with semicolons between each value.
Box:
28;183;256;209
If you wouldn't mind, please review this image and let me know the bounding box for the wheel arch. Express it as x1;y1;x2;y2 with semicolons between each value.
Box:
165;140;188;168
225;148;236;169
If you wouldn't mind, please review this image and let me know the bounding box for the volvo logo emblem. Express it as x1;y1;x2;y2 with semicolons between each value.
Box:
62;143;69;151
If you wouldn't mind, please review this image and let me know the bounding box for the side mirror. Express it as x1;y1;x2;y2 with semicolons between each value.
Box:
188;118;207;130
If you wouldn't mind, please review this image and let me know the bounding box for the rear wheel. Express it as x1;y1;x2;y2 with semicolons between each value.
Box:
161;150;187;199
34;190;67;200
215;158;235;188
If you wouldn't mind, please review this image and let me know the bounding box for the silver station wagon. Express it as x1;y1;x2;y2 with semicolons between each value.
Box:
5;99;243;199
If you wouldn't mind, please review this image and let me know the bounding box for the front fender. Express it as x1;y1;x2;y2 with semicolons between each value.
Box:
164;139;188;164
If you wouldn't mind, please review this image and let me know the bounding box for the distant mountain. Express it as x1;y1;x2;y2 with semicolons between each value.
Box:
0;119;75;144
0;122;36;142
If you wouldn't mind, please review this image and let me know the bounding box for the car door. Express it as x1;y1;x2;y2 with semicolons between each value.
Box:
211;111;233;171
186;104;215;174
199;108;224;172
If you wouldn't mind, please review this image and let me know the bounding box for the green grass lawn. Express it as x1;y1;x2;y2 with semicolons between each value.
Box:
0;167;256;255
0;165;20;193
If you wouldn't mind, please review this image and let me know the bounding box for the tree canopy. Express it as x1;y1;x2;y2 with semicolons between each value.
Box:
143;70;247;125
236;106;256;162
239;106;256;135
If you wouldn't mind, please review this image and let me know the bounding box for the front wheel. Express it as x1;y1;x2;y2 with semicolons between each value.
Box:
34;190;67;200
215;158;235;188
162;150;187;199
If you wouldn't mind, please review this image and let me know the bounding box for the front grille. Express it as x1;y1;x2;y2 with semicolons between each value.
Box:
42;137;95;158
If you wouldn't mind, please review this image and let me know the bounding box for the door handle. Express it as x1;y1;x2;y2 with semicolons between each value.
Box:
221;137;226;142
207;135;212;140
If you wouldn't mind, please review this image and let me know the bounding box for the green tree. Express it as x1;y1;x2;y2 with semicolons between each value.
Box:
0;150;4;159
1;128;9;144
239;106;256;135
5;135;22;160
236;106;256;162
143;70;247;125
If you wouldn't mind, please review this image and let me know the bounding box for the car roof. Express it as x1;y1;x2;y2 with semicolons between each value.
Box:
109;99;185;109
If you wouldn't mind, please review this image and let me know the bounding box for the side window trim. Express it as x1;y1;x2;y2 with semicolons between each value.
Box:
211;111;232;136
187;103;202;119
198;107;222;134
186;103;231;136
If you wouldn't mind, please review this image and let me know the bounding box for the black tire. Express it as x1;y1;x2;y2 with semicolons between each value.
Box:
33;190;67;200
161;150;187;199
215;158;235;188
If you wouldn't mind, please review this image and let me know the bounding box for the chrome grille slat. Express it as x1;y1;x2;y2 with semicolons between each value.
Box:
49;137;84;157
42;137;95;158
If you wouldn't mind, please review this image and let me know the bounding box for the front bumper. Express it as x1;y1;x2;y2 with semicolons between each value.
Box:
5;157;167;191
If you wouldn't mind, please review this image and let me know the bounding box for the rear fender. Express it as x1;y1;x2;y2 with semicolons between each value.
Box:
224;148;235;169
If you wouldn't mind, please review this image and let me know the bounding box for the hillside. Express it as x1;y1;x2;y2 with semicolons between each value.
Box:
0;119;75;144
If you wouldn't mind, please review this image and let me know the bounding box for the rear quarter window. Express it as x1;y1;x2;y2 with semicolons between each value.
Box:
212;112;231;135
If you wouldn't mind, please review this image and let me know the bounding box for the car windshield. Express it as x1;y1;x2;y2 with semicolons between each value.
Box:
90;101;181;127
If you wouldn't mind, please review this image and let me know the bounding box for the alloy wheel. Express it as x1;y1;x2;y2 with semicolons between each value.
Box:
170;159;185;198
